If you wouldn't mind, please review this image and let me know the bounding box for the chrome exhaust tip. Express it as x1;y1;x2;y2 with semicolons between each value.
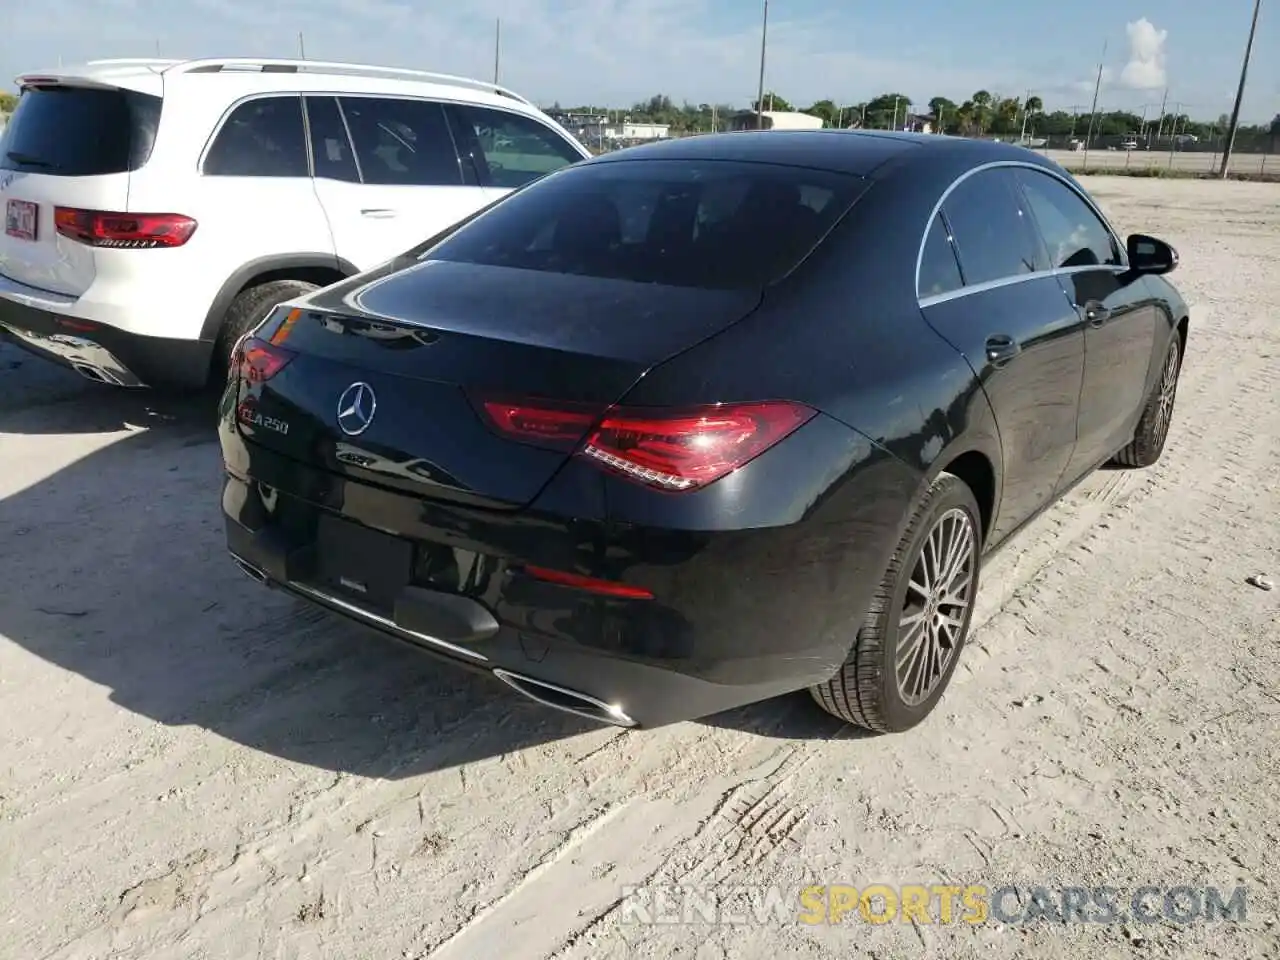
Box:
231;555;270;585
71;362;108;383
492;668;637;728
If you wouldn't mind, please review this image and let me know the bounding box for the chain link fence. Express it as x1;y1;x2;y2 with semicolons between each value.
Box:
590;130;1275;177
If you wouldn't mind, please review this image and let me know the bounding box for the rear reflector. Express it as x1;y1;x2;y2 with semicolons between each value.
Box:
521;565;654;599
54;207;197;248
235;336;295;383
472;395;816;492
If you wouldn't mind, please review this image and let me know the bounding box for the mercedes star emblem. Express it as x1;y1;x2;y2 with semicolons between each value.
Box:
336;382;377;436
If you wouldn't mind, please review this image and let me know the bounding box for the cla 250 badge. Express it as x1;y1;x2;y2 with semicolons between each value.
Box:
236;401;290;435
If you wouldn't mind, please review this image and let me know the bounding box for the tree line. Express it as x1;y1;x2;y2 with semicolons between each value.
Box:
562;92;1280;151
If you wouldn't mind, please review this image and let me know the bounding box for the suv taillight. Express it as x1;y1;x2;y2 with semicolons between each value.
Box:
472;395;817;492
54;207;197;248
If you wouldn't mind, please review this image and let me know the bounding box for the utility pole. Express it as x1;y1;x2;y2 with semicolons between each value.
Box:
1220;0;1263;178
298;32;306;59
493;19;501;84
1156;87;1169;138
755;0;769;129
1019;88;1031;142
1083;40;1107;167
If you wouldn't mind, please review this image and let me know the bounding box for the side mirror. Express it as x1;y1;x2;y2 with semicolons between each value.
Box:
1127;233;1178;275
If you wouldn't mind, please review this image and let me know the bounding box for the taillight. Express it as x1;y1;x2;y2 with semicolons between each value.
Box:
235;336;295;384
472;395;816;492
475;397;602;451
54;207;197;248
582;402;816;490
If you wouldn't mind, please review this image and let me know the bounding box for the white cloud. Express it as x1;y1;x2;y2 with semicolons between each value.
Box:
1120;18;1168;90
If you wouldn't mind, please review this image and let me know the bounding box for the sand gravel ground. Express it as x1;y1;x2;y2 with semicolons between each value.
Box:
0;176;1277;960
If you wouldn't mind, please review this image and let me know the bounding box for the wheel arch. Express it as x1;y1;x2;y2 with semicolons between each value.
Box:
938;449;999;544
199;253;359;343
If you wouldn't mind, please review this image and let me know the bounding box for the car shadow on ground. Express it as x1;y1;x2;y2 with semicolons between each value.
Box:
0;372;865;781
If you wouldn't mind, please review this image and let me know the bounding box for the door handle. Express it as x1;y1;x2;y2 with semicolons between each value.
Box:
1084;301;1111;326
985;334;1021;366
360;208;398;218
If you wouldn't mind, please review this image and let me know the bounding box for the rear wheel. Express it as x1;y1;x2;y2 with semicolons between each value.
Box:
1110;334;1181;468
213;279;320;383
810;472;982;733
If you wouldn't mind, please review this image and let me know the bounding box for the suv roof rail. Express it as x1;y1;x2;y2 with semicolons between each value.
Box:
163;58;534;106
82;58;184;68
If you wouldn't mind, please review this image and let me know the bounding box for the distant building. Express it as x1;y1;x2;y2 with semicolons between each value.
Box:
902;113;934;134
728;110;824;131
581;120;671;143
545;111;608;138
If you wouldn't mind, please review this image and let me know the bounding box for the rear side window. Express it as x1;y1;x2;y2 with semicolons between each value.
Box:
942;168;1046;285
421;159;862;289
449;105;584;188
918;214;964;298
0;85;161;176
204;96;309;177
305;96;359;183
338;97;463;187
1014;168;1122;268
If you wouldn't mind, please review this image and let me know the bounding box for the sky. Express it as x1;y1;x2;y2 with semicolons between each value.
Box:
3;0;1277;122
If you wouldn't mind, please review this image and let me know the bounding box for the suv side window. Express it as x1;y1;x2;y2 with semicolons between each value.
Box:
337;97;464;187
942;168;1046;285
449;105;583;189
918;213;964;298
305;96;359;183
204;96;309;177
1014;168;1122;269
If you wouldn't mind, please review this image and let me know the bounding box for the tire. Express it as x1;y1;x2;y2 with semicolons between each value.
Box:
810;471;983;733
1110;334;1181;468
213;279;320;381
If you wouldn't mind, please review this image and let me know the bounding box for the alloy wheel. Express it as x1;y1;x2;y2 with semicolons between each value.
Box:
1154;341;1180;446
895;507;978;706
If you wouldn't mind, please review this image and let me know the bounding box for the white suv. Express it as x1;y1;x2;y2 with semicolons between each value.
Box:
0;57;592;389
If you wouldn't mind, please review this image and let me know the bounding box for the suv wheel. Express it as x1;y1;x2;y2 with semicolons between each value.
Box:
215;279;320;381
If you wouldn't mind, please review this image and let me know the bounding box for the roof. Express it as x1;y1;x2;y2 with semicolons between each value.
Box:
14;57;538;112
587;129;1040;178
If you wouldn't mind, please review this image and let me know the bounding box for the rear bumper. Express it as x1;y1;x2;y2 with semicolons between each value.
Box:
219;431;917;728
0;292;213;388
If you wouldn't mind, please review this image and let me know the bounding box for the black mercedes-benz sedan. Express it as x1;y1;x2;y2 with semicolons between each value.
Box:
218;130;1187;733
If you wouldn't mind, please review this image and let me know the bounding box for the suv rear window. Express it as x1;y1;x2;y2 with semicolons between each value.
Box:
0;85;162;176
421;159;863;289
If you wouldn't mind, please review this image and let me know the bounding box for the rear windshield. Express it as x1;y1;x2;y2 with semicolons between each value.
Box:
420;158;863;289
0;85;162;176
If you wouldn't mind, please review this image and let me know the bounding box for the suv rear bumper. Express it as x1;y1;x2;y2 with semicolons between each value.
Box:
0;295;213;388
